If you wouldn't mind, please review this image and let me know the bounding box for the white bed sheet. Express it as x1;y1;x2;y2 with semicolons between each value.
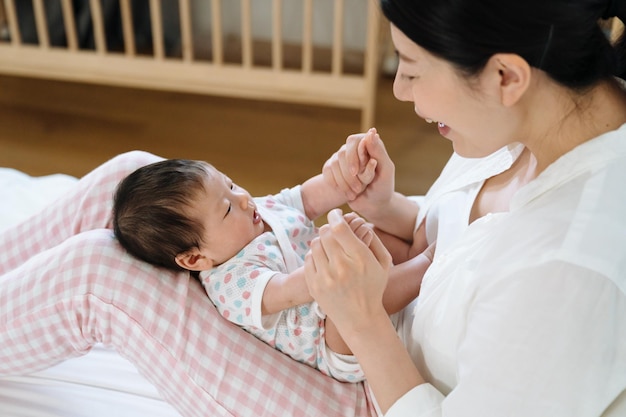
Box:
0;167;181;417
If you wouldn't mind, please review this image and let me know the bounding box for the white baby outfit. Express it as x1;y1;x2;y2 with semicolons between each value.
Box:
200;186;363;382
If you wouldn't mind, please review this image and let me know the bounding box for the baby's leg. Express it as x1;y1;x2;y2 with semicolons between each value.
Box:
0;151;161;274
0;229;370;417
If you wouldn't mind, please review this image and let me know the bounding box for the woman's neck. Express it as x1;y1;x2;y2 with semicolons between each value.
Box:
523;78;626;173
469;146;536;223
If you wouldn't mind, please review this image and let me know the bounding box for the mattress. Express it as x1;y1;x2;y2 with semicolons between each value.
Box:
0;167;182;417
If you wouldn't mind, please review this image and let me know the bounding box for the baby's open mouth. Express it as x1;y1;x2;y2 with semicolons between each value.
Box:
253;209;261;224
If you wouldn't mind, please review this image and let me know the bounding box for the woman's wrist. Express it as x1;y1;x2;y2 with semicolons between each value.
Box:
339;304;391;347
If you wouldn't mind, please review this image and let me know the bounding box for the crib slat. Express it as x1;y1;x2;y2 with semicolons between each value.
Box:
0;1;5;33
60;0;78;51
0;0;382;132
361;0;382;130
179;0;193;61
271;0;282;70
331;0;344;76
90;0;107;53
150;0;164;59
32;0;49;48
120;0;136;56
241;0;252;68
302;0;313;73
211;0;223;65
3;0;21;45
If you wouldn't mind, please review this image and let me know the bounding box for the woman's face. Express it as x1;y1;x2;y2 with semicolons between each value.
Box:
391;25;516;158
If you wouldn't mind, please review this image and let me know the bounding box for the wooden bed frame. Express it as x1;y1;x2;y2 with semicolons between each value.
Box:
0;0;384;131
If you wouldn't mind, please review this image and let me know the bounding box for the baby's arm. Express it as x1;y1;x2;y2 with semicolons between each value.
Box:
260;213;375;316
260;268;311;315
300;128;379;221
374;218;429;265
260;214;375;358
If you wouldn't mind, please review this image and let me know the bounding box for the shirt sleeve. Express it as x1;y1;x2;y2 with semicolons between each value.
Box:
386;261;626;416
407;195;425;232
385;384;444;417
273;185;307;217
200;236;288;330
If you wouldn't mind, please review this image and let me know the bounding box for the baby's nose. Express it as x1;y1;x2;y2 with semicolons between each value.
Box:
237;192;250;208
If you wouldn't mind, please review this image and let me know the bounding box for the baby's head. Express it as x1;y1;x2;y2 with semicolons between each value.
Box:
114;159;265;272
113;159;209;271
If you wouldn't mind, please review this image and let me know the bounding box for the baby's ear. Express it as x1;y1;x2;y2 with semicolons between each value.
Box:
175;249;214;271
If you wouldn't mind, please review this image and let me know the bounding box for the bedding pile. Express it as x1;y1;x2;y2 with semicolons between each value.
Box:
0;168;182;417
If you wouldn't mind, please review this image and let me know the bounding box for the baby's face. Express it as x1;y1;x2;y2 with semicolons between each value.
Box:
188;166;267;266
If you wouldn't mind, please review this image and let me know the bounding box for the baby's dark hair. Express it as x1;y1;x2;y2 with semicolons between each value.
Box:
113;159;210;271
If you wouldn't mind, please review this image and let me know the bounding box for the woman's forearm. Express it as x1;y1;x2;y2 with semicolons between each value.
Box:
342;310;425;414
304;209;424;412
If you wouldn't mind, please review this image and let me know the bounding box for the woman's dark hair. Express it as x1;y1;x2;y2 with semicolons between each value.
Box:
381;0;626;89
113;159;210;271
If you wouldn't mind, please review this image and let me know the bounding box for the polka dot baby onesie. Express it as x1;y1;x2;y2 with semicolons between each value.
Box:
201;186;364;382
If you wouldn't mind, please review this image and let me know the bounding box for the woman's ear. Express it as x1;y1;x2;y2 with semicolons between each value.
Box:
486;53;531;107
175;249;214;271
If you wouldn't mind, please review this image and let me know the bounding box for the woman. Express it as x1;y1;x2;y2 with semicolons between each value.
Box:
1;1;624;416
306;0;626;415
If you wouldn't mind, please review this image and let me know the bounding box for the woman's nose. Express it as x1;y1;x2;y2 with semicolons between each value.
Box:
393;74;411;102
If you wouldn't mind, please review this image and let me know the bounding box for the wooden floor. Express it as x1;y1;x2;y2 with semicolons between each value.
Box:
0;74;452;199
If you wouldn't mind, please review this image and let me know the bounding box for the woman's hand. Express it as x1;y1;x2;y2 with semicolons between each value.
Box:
344;211;374;246
323;129;377;201
323;128;395;216
307;209;425;413
305;209;392;335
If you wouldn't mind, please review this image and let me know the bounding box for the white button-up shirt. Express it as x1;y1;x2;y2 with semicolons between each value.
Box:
388;125;626;416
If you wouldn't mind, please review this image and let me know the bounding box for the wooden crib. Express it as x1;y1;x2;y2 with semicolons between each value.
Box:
0;0;384;131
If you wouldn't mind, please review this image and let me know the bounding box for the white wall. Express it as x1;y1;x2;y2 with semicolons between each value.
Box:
191;0;369;50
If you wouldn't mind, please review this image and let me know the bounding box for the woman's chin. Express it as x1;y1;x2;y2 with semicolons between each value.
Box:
450;141;494;159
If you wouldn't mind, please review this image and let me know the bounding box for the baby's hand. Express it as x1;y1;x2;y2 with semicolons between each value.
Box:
343;212;374;247
356;129;378;187
323;128;379;201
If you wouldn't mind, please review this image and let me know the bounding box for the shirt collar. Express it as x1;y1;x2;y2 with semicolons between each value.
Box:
511;123;626;209
426;142;525;202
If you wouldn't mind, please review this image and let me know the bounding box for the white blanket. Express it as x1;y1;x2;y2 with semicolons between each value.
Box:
0;168;181;417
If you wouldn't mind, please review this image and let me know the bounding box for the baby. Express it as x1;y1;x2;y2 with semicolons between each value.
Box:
113;132;431;382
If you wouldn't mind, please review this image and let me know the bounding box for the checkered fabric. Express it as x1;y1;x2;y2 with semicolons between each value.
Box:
0;151;374;417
